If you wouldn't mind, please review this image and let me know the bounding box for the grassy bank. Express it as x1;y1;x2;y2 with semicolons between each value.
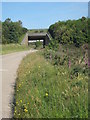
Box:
1;44;32;55
18;34;26;43
14;51;88;118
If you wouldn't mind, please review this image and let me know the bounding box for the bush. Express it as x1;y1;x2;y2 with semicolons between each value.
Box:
48;39;59;51
48;17;88;46
35;40;42;48
2;18;27;44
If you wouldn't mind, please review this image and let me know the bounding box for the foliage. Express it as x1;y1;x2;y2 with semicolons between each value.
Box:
35;41;43;49
44;44;89;77
13;16;89;118
48;39;59;51
18;34;26;44
48;17;88;47
2;18;28;44
14;52;88;118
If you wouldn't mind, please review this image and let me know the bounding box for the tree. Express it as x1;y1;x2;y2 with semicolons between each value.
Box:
48;17;88;47
5;18;11;23
2;18;28;44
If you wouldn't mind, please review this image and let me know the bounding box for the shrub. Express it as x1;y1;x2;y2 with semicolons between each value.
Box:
48;17;88;46
48;39;59;51
35;40;42;48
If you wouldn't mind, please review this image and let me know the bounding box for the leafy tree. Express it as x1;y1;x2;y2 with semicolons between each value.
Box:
2;18;28;44
48;17;88;47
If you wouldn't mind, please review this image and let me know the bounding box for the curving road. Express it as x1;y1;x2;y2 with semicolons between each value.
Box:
1;50;37;118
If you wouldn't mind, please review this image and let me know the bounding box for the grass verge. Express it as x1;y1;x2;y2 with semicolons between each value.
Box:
14;52;88;118
1;44;32;55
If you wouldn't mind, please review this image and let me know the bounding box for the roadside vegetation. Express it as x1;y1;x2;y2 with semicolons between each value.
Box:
0;18;31;54
1;19;48;54
1;44;31;55
49;17;88;47
14;43;88;118
18;34;26;44
2;18;27;44
1;17;88;118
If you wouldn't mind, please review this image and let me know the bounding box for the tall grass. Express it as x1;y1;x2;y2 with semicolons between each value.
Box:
1;44;31;55
14;52;88;118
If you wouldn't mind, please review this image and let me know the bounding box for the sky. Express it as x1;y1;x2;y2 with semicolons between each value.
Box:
2;2;88;29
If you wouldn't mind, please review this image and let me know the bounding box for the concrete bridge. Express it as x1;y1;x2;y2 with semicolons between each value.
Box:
21;32;51;48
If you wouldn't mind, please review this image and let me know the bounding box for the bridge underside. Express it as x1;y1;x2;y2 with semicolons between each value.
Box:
28;33;50;47
21;33;50;48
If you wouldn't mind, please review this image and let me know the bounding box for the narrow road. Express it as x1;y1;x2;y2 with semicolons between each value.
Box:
1;50;37;118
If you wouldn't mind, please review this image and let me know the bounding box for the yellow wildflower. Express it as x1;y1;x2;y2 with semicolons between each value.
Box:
24;109;28;112
45;93;48;96
15;110;16;113
62;72;64;75
16;102;18;104
20;100;22;103
19;84;21;87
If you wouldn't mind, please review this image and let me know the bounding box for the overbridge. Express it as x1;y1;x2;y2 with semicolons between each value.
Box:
21;32;51;48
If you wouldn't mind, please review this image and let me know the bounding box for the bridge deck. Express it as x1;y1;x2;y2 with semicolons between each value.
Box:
28;33;47;37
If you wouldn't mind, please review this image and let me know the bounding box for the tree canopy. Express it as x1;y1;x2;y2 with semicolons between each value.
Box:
1;17;89;46
2;18;28;44
48;17;88;47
